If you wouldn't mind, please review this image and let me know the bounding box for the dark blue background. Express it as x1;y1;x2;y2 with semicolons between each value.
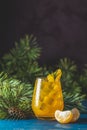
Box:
1;0;87;67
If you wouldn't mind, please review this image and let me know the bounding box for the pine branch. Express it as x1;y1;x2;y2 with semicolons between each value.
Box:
63;92;86;112
0;72;33;119
79;64;87;98
0;35;42;84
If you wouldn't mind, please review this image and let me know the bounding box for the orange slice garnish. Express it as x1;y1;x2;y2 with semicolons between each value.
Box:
71;108;80;122
55;110;73;124
47;74;54;82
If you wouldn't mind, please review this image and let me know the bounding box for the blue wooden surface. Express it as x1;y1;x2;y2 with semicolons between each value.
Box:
0;114;87;130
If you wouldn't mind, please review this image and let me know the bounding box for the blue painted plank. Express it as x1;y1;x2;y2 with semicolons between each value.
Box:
0;114;87;130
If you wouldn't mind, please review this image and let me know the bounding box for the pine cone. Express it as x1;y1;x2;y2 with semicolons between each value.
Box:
8;107;26;119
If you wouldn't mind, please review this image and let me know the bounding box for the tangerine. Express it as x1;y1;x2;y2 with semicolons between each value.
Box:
55;110;73;124
71;108;80;122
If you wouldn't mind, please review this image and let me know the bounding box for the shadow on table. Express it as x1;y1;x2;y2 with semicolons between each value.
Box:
77;118;87;124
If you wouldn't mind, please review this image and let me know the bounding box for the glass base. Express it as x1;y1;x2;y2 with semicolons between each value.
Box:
37;117;55;120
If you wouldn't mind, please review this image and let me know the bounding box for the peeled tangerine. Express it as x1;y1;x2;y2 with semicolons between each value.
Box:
55;108;80;124
71;108;80;122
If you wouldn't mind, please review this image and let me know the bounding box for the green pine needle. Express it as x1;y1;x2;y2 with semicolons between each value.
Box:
0;72;33;119
0;35;42;84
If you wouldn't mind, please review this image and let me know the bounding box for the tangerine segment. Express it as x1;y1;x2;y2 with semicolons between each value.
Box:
55;110;73;124
71;108;80;122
